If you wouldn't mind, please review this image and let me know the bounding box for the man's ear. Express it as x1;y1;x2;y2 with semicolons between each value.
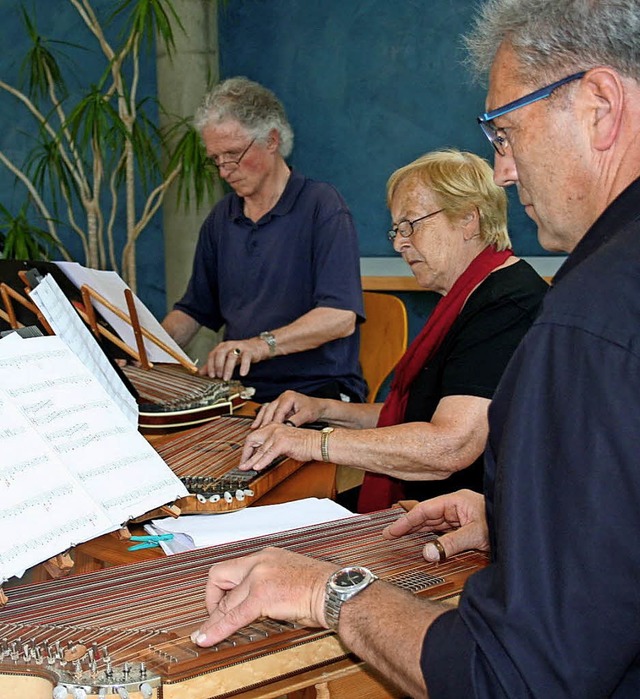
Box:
582;67;624;151
267;128;280;153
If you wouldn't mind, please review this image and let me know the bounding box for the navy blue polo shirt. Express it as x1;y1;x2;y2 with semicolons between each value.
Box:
422;178;640;696
174;169;366;402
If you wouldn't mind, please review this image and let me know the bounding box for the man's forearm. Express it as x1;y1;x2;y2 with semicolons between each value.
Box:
265;307;356;356
162;309;201;347
338;580;447;698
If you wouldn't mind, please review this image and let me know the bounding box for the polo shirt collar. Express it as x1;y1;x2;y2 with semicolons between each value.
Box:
553;176;640;285
229;168;305;223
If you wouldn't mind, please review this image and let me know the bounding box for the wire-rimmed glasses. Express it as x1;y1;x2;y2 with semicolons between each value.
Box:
387;209;444;242
210;138;256;172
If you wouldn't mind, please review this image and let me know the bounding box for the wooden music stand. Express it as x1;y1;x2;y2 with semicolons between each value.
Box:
78;283;198;373
0;281;54;335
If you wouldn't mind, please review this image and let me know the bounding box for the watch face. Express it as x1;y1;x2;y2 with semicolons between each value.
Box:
334;568;366;588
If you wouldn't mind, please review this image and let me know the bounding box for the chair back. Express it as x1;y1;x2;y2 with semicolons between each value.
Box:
359;292;408;402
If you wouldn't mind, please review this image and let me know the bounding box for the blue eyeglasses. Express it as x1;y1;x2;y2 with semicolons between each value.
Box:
477;71;586;156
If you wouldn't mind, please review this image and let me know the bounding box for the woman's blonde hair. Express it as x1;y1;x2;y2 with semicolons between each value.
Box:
386;148;511;250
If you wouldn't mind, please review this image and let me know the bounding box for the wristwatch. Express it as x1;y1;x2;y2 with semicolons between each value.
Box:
324;566;378;631
320;426;334;462
259;331;277;357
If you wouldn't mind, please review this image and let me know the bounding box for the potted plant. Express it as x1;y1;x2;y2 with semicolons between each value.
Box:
0;0;215;290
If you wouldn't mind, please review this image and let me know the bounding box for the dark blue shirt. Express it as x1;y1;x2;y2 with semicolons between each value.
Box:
423;177;640;697
174;169;366;402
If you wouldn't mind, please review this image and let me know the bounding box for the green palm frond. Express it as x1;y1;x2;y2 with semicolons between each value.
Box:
110;0;184;56
165;118;217;208
0;201;66;260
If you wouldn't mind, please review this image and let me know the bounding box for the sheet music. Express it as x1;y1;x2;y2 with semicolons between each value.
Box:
29;273;138;425
146;498;356;555
0;334;189;582
55;262;193;365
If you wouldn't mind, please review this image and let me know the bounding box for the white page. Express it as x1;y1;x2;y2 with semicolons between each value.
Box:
0;334;189;580
147;498;356;554
0;336;113;581
29;273;138;426
55;262;193;365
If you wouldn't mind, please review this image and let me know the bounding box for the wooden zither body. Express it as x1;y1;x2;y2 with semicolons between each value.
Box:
153;414;300;514
121;364;250;430
0;508;488;698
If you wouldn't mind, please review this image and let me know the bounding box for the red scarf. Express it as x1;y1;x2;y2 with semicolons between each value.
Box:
357;246;513;513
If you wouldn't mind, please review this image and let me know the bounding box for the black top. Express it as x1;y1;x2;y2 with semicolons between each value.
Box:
402;259;548;501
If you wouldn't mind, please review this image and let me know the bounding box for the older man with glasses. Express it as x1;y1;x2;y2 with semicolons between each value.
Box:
162;77;366;403
186;1;640;698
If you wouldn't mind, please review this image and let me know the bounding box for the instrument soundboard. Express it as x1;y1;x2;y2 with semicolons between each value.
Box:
0;508;488;698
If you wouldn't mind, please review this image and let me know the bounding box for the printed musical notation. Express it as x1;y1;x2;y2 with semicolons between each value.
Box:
29;273;138;425
0;333;188;583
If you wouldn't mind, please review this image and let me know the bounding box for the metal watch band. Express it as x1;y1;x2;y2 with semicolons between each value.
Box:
259;331;277;357
320;426;334;462
324;566;378;632
324;590;343;631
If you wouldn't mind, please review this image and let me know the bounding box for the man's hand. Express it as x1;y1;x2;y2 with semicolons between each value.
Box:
191;548;335;648
199;338;270;381
383;489;490;562
239;423;321;471
251;390;325;428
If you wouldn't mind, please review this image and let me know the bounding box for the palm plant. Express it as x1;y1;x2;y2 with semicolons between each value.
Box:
0;0;215;290
0;201;62;260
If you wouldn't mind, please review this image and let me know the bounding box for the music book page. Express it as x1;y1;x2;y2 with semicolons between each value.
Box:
55;262;193;365
0;333;188;582
29;273;138;426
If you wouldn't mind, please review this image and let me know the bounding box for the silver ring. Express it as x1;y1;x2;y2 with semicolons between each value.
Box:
284;420;296;427
232;348;242;356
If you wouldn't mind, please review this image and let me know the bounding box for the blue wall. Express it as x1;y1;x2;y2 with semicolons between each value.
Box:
0;0;165;316
218;0;547;260
1;1;553;325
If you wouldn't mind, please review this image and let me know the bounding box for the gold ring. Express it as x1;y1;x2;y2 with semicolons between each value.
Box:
431;538;446;563
232;348;242;356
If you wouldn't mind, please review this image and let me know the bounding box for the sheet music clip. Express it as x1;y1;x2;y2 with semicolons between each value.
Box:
0;272;54;335
127;533;174;551
0;325;44;339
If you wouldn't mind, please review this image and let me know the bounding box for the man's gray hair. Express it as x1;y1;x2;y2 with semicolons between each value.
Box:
465;0;640;86
194;77;294;158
